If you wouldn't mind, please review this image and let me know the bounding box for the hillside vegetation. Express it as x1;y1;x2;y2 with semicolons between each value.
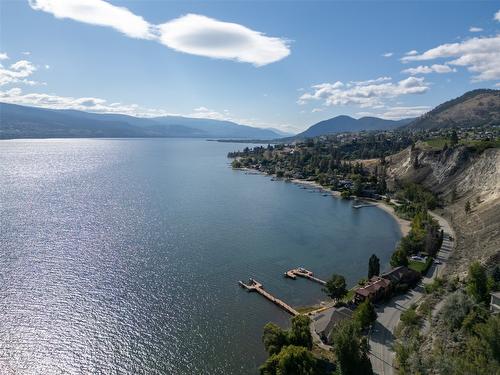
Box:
407;89;500;130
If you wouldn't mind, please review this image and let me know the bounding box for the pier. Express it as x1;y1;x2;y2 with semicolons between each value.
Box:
284;268;326;285
353;203;375;209
238;278;299;316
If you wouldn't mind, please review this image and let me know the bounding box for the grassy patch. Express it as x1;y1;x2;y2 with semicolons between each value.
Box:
341;289;355;303
408;259;429;273
424;138;449;149
296;305;321;314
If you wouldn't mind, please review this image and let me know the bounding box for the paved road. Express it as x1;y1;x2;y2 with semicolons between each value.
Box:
368;212;455;375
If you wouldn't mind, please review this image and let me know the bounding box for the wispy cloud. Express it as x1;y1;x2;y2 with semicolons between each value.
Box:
0;59;40;86
0;52;9;60
0;87;175;116
401;35;500;81
402;64;455;75
298;76;429;108
495;9;500;22
469;26;483;33
356;106;431;120
28;0;290;66
382;52;393;58
28;0;155;39
405;50;418;56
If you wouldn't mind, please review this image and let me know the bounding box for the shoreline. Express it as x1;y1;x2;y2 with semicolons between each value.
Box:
235;166;410;237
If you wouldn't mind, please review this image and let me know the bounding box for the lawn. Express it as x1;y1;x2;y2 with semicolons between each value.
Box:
408;259;430;273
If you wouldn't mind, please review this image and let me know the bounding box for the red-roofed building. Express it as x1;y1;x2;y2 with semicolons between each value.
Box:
354;276;391;303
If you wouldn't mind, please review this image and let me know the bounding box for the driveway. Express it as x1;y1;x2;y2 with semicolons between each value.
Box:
368;211;455;375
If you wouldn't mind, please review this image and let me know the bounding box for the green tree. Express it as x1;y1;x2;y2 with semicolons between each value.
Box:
323;274;347;300
368;254;380;279
263;323;288;355
353;300;377;329
450;130;459;146
288;315;313;350
259;345;317;375
390;248;408;268
467;261;489;304
331;321;373;375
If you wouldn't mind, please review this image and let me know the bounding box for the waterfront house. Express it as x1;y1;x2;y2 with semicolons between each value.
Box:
354;276;391;303
381;266;421;287
313;307;354;344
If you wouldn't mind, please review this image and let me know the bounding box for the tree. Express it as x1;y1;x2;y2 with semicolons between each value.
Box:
353;300;377;329
263;323;288;355
288;315;313;350
331;320;373;375
467;261;489;304
450;130;459;146
368;254;380;279
465;200;471;214
323;274;347;300
259;345;317;375
390;247;408;268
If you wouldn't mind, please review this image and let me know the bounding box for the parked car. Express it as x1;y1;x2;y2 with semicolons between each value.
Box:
434;259;442;265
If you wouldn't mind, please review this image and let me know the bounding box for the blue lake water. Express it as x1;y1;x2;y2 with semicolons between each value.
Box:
0;138;401;374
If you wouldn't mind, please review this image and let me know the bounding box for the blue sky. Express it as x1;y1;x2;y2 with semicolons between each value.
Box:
1;1;499;133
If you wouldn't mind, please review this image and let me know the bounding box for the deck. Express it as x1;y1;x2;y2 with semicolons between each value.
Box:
284;268;326;285
238;278;299;316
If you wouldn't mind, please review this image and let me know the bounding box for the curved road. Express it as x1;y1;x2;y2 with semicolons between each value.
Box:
368;211;455;375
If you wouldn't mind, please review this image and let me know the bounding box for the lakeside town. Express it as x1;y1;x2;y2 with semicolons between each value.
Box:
230;121;500;374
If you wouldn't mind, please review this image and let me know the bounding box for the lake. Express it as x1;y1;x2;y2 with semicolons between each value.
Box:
0;138;401;374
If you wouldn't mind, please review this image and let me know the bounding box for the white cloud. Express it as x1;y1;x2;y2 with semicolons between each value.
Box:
45;64;50;69
298;76;429;108
28;1;290;66
382;52;393;57
0;87;175;117
402;64;456;75
189;105;292;131
157;14;289;66
469;27;483;33
401;35;500;81
495;10;500;22
405;50;418;56
356;106;431;120
0;53;9;60
28;0;155;39
0;59;39;86
312;108;324;113
22;51;31;55
1;87;294;131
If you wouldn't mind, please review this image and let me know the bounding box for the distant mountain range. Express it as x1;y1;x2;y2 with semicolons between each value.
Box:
291;115;414;139
404;89;500;130
0;103;288;140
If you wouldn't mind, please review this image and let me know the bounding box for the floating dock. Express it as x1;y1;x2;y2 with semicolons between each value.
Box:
238;278;299;316
353;204;375;209
284;268;326;285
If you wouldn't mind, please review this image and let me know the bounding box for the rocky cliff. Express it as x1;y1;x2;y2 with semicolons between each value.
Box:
386;144;500;274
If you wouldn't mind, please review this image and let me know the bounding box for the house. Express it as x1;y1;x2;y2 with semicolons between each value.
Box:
490;292;500;314
381;266;421;287
313;307;353;344
354;276;391;303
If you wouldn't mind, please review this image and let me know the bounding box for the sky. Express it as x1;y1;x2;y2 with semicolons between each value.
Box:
1;1;499;133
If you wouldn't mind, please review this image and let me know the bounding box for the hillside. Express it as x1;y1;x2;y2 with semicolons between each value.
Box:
385;144;499;274
294;115;413;139
0;103;284;139
406;89;500;130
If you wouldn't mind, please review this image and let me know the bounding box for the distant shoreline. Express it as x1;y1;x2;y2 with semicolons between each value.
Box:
234;166;411;237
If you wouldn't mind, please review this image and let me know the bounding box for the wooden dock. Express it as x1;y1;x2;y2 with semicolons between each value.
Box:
353;203;375;209
284;268;326;285
238;278;299;316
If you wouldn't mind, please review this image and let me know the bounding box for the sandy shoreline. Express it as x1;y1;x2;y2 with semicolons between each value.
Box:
236;167;411;237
